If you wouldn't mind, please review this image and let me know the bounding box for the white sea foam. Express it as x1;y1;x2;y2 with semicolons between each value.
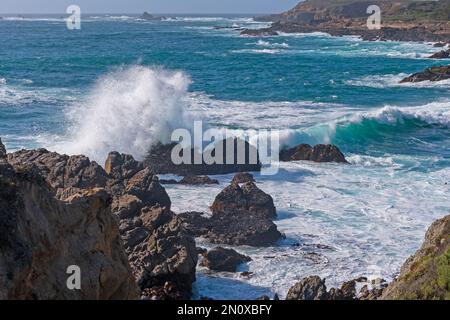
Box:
54;66;194;163
255;40;289;48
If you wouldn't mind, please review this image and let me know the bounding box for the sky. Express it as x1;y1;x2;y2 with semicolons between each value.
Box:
0;0;301;14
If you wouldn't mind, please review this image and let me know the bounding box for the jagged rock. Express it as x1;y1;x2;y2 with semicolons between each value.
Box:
381;215;450;300
231;172;255;184
286;276;329;300
0;164;139;299
428;49;450;59
144;138;261;176
433;42;447;48
180;182;282;246
359;285;384;300
125;206;198;299
200;247;252;272
211;182;276;219
400;65;450;83
0;138;6;158
7;149;108;194
280;144;348;163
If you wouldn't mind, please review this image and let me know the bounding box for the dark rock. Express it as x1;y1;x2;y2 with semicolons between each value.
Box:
200;247;252;272
211;182;276;219
257;295;271;300
433;42;447;47
400;65;450;83
178;212;213;237
240;271;254;279
428;49;450;59
0;138;6;159
144;138;261;176
159;179;179;185
140;12;165;21
179;175;219;185
231;172;255;184
359;285;384;300
340;280;357;300
381;215;450;300
286;276;329;300
280;144;348;163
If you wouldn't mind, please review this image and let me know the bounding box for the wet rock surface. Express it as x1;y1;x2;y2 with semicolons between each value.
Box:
231;172;255;184
280;144;348;163
428;49;450;59
400;65;450;83
200;247;252;272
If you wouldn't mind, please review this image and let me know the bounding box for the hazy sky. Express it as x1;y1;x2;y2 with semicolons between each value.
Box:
0;0;301;14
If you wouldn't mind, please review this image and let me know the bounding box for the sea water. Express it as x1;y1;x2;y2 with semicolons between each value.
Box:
0;14;449;299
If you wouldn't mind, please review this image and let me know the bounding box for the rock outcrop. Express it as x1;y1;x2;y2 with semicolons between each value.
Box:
4;148;198;299
280;144;348;163
144;138;261;176
400;65;450;83
200;247;252;272
140;12;165;21
0;146;139;299
160;175;219;185
179;182;283;247
428;49;450;59
381;215;450;300
286;276;374;300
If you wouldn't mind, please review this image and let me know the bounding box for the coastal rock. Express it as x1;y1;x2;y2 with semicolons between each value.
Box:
0;138;5;158
125;206;198;300
211;182;277;219
231;172;255;184
428;49;450;59
286;276;329;300
381;215;450;300
179;175;219;185
144;138;261;176
7;149;108;194
400;65;450;83
0;163;139;299
200;247;252;272
280;144;348;163
140;12;165;21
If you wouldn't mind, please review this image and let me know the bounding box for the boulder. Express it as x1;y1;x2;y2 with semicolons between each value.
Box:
400;65;450;83
0;164;139;300
140;12;164;21
381;215;450;300
200;247;252;272
231;172;255;184
428;49;450;59
144;138;261;176
179;175;219;185
211;182;277;219
280;144;348;163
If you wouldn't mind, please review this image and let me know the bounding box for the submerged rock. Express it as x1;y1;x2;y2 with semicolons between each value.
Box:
200;247;252;272
381;215;450;300
400;65;450;83
280;144;348;163
0;160;139;299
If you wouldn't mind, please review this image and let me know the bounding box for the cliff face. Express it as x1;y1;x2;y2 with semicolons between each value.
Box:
382;215;450;300
0;150;139;299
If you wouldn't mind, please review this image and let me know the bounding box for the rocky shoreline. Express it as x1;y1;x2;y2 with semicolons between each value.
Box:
1;136;448;300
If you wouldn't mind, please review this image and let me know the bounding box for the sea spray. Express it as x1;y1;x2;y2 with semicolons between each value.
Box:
57;65;194;163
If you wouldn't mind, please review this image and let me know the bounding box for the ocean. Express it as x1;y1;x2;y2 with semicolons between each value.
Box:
0;14;449;299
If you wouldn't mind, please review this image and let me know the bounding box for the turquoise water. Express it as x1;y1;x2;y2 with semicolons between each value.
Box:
1;14;449;299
